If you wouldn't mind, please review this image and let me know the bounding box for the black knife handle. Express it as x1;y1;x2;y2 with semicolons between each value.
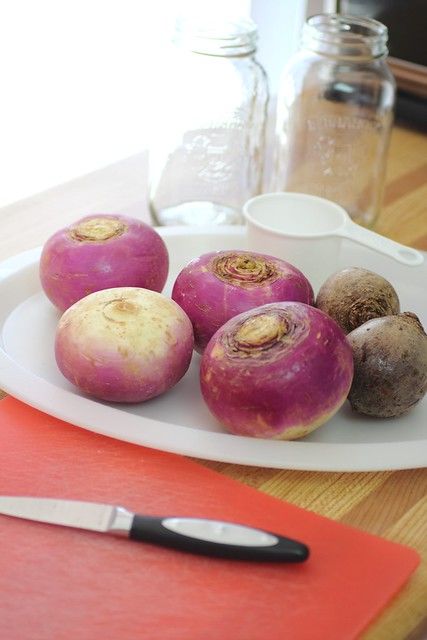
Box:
129;515;309;562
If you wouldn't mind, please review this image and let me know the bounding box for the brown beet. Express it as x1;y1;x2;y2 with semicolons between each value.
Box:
347;312;427;418
316;267;400;334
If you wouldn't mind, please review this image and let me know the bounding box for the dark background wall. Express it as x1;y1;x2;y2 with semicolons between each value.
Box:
342;0;427;128
342;0;426;65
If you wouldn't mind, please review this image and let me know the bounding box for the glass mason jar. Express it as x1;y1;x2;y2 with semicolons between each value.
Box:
148;17;269;226
272;14;396;227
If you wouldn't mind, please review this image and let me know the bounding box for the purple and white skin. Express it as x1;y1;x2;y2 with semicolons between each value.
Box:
200;302;354;440
40;214;169;312
172;250;314;354
55;287;194;403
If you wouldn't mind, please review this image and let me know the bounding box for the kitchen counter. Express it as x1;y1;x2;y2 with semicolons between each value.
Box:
1;123;426;639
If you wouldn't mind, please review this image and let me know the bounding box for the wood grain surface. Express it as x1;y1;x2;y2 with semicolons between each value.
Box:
0;123;426;639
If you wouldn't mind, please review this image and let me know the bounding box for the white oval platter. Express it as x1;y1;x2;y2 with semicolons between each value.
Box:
0;225;426;472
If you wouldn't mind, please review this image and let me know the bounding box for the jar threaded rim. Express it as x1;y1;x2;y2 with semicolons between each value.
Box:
303;14;389;59
173;16;258;56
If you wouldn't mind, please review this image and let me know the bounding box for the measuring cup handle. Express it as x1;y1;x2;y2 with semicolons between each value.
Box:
339;220;424;266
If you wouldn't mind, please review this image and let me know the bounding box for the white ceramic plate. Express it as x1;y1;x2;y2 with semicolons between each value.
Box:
0;226;426;472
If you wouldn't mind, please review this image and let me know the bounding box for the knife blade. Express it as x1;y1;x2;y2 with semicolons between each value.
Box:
0;496;309;562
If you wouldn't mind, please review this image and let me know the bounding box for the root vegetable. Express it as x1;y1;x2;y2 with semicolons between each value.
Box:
172;250;314;353
40;214;169;311
316;267;400;334
200;302;353;440
347;312;427;417
55;287;193;403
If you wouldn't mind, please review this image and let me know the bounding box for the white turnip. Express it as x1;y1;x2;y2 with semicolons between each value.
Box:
55;287;194;403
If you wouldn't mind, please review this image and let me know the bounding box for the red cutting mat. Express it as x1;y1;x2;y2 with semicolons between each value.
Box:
0;397;419;640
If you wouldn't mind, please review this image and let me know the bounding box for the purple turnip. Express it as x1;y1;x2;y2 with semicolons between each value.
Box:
40;214;169;311
200;302;353;440
172;250;314;353
55;287;193;403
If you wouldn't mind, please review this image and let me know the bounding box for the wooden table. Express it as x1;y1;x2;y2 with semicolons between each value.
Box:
1;123;426;639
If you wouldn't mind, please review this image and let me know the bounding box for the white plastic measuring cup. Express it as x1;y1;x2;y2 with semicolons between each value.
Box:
243;192;424;290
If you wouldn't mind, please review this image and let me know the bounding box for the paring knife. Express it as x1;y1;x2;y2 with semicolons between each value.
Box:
0;496;309;562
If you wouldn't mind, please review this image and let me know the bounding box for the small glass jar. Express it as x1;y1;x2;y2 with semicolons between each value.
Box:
148;17;269;226
272;14;396;227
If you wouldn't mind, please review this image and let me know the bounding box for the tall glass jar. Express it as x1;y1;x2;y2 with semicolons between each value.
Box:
149;17;269;226
272;14;396;227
